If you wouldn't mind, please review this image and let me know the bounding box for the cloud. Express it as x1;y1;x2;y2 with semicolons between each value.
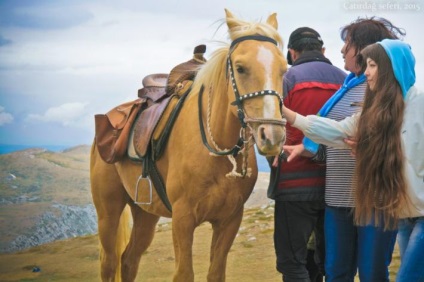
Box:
0;0;93;29
26;102;90;128
1;0;423;148
0;106;14;126
0;35;12;46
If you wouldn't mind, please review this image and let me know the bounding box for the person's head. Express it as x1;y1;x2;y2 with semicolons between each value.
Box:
359;39;415;96
354;39;415;230
361;43;397;93
286;27;324;65
340;17;405;74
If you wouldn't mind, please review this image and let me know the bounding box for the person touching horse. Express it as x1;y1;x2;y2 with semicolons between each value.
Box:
280;17;406;282
282;39;424;282
268;27;346;282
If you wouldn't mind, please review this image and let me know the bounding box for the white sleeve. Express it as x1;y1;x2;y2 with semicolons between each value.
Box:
403;88;424;181
292;113;359;149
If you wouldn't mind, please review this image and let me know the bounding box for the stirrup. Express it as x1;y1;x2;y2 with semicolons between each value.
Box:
134;174;152;205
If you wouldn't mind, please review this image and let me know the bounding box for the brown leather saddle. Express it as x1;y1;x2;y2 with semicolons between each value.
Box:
94;45;206;165
128;73;171;160
131;44;206;161
94;45;206;211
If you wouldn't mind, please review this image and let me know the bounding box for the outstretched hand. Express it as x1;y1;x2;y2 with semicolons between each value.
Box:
344;137;357;157
283;143;310;162
282;104;297;125
272;155;280;167
272;143;314;166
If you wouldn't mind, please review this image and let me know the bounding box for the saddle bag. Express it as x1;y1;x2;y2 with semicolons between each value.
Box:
95;99;143;164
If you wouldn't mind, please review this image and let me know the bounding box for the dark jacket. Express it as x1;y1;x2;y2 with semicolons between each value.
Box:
268;50;347;201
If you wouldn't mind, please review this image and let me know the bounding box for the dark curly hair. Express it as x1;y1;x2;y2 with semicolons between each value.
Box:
340;17;405;57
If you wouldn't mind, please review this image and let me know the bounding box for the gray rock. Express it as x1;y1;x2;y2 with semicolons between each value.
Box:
2;204;97;253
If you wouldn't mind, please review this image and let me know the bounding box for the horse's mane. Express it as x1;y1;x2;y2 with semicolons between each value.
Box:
191;15;283;95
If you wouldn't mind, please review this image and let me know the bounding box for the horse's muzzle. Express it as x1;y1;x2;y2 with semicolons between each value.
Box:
254;123;286;156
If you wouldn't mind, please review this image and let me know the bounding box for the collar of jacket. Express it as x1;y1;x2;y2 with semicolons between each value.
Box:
292;50;332;66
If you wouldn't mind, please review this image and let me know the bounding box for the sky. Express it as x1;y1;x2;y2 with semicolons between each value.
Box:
0;0;423;146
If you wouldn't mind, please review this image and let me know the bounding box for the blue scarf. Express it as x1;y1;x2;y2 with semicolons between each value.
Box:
303;72;366;154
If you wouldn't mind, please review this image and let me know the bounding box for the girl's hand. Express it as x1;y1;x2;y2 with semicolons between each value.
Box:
344;137;357;157
272;155;280;167
282;143;309;162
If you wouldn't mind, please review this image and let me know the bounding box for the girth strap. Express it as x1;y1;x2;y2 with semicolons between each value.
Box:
141;150;173;212
138;86;192;212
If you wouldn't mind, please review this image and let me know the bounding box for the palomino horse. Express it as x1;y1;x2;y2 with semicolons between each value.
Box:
90;9;287;282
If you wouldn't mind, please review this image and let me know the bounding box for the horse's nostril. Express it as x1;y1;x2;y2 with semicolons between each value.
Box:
260;127;266;140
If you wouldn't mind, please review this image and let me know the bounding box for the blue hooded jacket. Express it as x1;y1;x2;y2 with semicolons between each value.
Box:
378;39;416;98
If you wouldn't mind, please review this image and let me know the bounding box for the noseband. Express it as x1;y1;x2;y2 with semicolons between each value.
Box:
198;35;286;157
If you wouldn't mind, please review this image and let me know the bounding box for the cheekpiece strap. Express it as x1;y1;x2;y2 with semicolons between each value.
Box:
228;34;281;128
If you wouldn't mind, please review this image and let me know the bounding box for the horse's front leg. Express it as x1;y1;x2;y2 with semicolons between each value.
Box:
208;208;244;282
171;205;196;282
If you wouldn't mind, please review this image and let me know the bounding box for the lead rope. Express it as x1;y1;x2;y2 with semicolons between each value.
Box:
206;85;252;178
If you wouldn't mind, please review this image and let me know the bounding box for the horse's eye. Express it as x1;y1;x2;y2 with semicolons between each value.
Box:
236;66;245;74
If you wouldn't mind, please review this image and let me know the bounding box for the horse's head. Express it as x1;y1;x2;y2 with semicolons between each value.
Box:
225;9;287;156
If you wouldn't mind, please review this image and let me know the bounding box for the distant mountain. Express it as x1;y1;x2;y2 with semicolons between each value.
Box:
0;144;270;171
0;145;94;253
0;144;73;155
0;144;270;253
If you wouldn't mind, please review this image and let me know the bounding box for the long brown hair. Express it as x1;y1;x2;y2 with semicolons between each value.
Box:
354;44;410;230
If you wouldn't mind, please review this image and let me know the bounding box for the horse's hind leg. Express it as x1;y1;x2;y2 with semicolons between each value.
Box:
121;203;160;281
93;178;128;281
91;145;130;281
208;208;244;282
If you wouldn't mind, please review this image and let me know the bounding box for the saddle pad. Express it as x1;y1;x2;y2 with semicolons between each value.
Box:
127;125;139;160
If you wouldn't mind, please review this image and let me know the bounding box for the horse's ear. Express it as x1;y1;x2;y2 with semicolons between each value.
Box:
224;9;234;19
225;9;238;30
266;13;278;30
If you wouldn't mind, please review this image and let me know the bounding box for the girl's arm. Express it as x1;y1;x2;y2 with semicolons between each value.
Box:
282;105;359;149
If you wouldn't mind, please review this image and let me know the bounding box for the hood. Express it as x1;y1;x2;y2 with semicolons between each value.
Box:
378;39;416;98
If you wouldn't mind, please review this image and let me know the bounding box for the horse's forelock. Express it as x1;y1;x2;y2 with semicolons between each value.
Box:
193;16;282;94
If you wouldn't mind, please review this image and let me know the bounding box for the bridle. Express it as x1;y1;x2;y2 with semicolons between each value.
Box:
228;35;286;129
198;35;287;159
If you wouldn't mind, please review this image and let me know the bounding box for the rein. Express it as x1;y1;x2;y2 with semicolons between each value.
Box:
198;85;247;157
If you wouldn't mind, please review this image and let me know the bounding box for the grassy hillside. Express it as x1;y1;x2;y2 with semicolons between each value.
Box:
0;145;92;250
0;205;401;281
0;146;401;281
